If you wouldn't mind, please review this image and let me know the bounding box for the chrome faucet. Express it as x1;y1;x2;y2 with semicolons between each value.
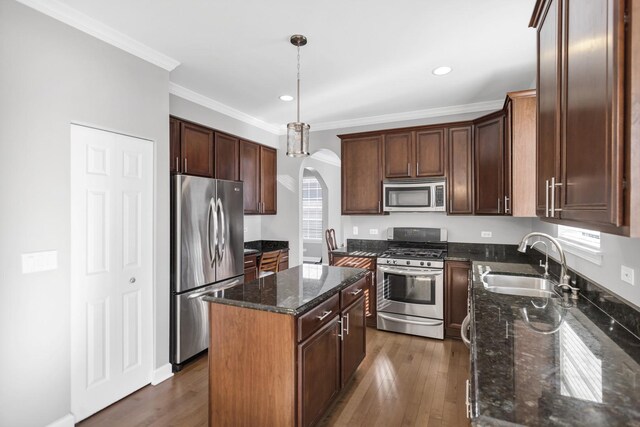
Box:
517;232;579;299
530;240;549;277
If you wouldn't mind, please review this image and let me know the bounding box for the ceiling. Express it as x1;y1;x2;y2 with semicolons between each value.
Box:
46;0;537;130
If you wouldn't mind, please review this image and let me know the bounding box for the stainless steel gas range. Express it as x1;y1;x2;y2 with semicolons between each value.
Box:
377;227;447;339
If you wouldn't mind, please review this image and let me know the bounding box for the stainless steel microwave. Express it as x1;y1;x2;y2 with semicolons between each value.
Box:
382;180;446;212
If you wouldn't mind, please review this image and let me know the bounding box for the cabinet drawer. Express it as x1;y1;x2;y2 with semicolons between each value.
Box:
297;294;340;342
244;254;257;269
332;256;374;271
340;275;369;310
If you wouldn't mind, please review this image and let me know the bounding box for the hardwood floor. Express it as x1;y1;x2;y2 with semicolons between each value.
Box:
79;328;470;427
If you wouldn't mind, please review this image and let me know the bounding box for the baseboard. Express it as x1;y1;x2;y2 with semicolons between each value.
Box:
46;414;75;427
151;363;174;385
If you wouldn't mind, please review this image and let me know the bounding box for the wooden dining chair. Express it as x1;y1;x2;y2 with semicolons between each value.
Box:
326;229;338;265
258;250;281;278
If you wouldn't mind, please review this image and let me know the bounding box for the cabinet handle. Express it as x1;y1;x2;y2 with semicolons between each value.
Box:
378;201;381;213
317;310;332;321
350;288;363;296
337;317;344;341
407;163;410;176
497;198;501;214
344;313;350;335
175;157;179;172
416;162;420;176
505;196;510;214
545;179;550;218
465;379;472;418
551;179;563;217
184;158;188;173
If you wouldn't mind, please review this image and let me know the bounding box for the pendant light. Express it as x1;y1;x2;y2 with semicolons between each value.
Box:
286;34;310;157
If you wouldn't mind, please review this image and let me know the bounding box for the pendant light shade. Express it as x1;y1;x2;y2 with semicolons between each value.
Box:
286;34;310;157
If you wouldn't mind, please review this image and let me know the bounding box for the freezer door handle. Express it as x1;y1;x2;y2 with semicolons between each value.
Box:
187;280;240;299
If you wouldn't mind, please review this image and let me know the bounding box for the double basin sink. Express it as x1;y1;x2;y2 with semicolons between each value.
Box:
483;273;558;299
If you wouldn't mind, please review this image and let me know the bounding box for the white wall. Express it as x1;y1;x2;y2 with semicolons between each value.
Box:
531;219;640;309
0;2;170;426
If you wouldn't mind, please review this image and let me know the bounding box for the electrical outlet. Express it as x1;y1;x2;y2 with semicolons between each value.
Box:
22;251;58;274
353;226;359;235
369;228;379;235
621;265;635;285
244;227;248;233
481;231;492;238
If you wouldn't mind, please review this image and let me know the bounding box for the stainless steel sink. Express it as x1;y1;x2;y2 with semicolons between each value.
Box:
482;273;559;298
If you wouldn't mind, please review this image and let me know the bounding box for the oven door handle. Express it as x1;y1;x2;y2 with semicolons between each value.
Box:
378;313;443;327
378;266;442;276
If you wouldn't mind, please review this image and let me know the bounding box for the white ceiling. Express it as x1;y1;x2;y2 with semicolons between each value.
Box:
41;0;537;130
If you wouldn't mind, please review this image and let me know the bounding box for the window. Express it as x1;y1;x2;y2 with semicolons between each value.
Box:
558;225;601;249
302;176;323;240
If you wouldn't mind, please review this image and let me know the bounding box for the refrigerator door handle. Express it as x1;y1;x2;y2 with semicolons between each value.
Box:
207;198;218;268
216;198;226;261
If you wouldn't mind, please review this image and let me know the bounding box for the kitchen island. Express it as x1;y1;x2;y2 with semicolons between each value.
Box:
203;265;370;427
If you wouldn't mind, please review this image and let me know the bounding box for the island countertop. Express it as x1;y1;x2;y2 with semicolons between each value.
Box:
470;261;640;426
203;264;369;316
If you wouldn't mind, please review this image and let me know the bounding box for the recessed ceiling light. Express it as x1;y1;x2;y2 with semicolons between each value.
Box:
279;95;294;101
432;66;452;76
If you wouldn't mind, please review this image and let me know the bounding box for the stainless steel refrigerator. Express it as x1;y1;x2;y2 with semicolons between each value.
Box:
170;175;244;369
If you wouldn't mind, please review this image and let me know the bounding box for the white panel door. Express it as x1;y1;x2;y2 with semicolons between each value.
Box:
70;124;153;422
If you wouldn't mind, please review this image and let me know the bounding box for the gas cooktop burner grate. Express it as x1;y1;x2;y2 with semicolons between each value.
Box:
381;247;445;259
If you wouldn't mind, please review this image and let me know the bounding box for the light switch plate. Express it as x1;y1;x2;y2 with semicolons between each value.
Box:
369;228;379;235
22;251;58;274
353;226;359;235
621;265;635;285
481;231;492;238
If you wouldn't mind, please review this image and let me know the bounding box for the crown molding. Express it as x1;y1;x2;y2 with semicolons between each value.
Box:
310;99;505;132
169;82;282;135
16;0;180;71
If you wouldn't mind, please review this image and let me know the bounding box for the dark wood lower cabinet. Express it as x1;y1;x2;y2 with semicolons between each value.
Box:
298;318;341;427
341;296;366;386
445;261;471;339
329;257;377;327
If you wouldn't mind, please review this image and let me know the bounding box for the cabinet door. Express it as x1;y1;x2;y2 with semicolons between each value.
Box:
384;132;413;178
240;140;260;214
444;261;470;339
341;136;383;214
298;318;341;427
447;126;474;214
170;117;181;174
215;133;239;181
474;114;505;215
341;297;366;386
260;146;277;214
180;122;214;178
415;128;446;177
536;0;562;218
560;0;625;227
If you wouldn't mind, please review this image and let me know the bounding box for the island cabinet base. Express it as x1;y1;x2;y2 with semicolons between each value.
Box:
207;272;369;427
208;304;297;426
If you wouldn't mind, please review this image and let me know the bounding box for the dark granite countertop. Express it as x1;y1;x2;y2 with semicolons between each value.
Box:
203;265;368;316
243;248;260;256
469;261;640;426
244;240;289;257
445;242;533;264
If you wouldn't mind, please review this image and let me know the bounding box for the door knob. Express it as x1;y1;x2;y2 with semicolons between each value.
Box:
129;277;136;284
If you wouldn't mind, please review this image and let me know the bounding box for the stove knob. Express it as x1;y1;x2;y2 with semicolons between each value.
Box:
406;261;411;265
393;260;397;265
427;262;432;267
420;261;424;266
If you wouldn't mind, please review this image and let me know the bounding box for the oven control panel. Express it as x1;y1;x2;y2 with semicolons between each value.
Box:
377;258;443;269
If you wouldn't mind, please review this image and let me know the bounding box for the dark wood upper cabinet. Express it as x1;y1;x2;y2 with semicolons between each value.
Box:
215;133;239;181
445;261;470;339
342;136;383;214
447;126;474;215
559;0;625;227
170;117;181;174
240;140;260;214
474;113;506;215
260;146;277;215
341;297;366;387
384;132;413;178
180;122;215;178
535;0;562;219
415;128;446;177
531;0;627;232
